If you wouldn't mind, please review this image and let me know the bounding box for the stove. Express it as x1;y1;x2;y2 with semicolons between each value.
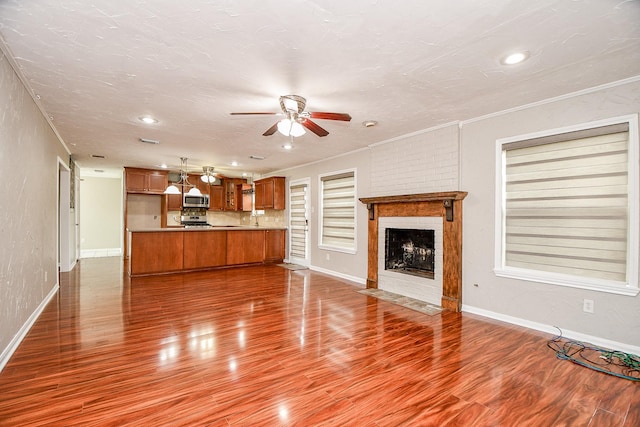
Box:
180;213;211;228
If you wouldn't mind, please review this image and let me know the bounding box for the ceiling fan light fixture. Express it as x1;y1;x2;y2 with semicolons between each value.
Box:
277;119;305;137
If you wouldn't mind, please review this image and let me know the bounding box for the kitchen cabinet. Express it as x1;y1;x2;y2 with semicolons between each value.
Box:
209;185;225;211
183;231;227;269
264;229;285;262
125;168;168;194
226;230;265;265
254;176;285;210
128;228;287;276
166;186;183;211
129;231;183;275
224;178;247;211
238;183;253;212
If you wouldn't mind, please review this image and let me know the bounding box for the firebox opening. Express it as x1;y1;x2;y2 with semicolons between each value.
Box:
385;228;435;279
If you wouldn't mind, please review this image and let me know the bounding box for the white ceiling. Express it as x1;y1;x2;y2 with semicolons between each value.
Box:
1;0;639;178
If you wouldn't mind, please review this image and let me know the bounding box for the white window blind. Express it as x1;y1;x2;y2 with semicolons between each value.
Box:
320;171;355;251
502;123;630;283
289;183;307;260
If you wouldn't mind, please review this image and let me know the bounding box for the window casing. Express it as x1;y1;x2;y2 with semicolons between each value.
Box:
495;115;639;296
319;169;356;253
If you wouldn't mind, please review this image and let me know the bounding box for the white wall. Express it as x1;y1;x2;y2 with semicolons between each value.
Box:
0;49;69;369
460;79;640;349
79;176;123;257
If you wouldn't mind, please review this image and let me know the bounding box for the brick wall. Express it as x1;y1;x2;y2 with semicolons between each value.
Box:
369;123;459;196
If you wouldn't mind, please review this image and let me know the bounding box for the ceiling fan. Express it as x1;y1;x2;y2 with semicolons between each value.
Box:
230;95;352;137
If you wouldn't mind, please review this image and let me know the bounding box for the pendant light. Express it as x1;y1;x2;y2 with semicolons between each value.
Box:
164;157;202;195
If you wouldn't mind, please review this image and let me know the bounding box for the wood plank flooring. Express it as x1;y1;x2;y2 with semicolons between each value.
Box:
0;257;638;426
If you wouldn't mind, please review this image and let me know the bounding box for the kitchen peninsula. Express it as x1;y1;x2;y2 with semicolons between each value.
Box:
128;226;286;277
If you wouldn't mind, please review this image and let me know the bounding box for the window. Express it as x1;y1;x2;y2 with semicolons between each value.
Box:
495;115;639;295
319;169;356;253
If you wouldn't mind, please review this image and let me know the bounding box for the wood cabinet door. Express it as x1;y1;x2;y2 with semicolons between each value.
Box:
209;185;224;210
125;170;148;192
167;192;182;210
129;232;183;275
183;231;227;269
271;177;285;210
147;171;168;193
226;230;264;264
262;179;275;209
264;229;285;262
254;181;264;209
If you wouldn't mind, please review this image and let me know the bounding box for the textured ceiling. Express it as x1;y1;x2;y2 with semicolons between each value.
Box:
1;0;639;178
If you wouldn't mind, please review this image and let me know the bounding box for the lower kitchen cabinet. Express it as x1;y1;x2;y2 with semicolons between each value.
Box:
226;230;265;265
129;232;183;275
128;228;287;276
183;231;227;269
265;229;285;262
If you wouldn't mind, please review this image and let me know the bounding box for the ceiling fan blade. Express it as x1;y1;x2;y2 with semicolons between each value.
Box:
230;112;279;116
262;122;279;136
301;119;329;137
308;112;352;121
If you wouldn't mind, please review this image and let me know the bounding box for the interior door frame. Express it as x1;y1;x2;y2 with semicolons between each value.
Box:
288;178;310;267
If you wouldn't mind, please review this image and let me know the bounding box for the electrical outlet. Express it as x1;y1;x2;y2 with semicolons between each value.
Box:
583;299;594;313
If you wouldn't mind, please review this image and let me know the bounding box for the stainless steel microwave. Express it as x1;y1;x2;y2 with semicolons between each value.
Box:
183;193;210;208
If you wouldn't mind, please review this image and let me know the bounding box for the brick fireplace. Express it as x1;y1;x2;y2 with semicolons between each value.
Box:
359;192;467;311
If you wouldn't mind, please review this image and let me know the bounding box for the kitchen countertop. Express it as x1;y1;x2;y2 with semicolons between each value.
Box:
128;225;288;232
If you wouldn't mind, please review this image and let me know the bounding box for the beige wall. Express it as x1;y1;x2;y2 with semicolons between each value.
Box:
79;176;123;253
460;79;640;349
0;48;70;366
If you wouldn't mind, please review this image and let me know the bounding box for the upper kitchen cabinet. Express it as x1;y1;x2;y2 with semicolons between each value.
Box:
238;183;253;212
254;177;285;210
224;178;247;211
209;185;225;211
125;168;168;194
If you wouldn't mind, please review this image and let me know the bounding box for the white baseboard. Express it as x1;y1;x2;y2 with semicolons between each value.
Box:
0;284;59;372
462;304;640;356
80;248;122;258
308;265;367;287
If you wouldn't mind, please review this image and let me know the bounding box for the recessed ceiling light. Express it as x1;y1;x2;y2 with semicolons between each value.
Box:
362;120;378;128
249;155;265;160
91;154;105;159
231;161;238;167
501;51;530;65
139;116;158;124
282;143;293;150
156;164;168;169
139;137;160;145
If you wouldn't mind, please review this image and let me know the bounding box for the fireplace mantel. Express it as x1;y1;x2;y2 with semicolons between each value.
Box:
359;191;467;311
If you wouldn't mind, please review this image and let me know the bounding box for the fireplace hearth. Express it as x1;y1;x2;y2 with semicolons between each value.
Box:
385;228;435;279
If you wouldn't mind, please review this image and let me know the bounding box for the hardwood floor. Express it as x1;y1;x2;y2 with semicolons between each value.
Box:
0;258;638;426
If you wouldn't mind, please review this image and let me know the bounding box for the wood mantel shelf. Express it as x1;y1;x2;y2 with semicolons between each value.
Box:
359;191;468;312
359;191;468;205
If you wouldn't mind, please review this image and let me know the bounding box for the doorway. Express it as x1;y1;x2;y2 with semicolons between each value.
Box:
288;178;310;266
58;158;73;272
